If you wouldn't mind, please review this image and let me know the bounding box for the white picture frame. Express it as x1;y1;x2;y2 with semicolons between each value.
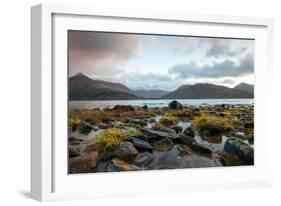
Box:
31;3;274;202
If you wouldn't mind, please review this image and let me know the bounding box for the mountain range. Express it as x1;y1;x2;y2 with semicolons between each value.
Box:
69;73;254;100
69;73;138;100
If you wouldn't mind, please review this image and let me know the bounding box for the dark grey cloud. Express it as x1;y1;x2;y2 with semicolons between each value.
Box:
168;52;254;79
68;31;139;76
205;39;247;58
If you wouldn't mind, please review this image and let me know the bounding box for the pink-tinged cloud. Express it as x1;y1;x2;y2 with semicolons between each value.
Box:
68;31;139;77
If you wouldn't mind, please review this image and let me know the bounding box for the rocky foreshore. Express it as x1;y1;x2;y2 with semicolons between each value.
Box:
68;101;254;174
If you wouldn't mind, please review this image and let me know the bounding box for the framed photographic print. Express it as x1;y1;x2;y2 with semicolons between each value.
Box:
31;3;274;201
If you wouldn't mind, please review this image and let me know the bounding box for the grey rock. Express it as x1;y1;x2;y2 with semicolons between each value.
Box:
129;119;147;127
153;137;174;152
134;152;153;167
129;137;153;150
190;142;212;155
111;158;140;171
77;121;93;135
68;145;80;157
114;141;138;162
183;125;195;137
170;125;183;133
177;135;195;145
147;145;216;169
168;100;183;110
143;129;180;142
100;151;115;161
223;138;254;165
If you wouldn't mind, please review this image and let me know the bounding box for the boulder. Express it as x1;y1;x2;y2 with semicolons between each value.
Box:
223;138;254;165
190;142;212;156
170;125;183;133
177;134;195;145
100;151;115;161
68;145;80;157
183;125;195;137
217;151;243;166
160;127;177;134
201;128;222;137
111;158;140;171
153;137;174;152
95;160;112;172
128;137;153;150
142;104;148;110
77;121;93;135
143;129;179;142
168;100;183;110
69;151;101;173
114;141;138;162
134;152;153;167
147;145;216;169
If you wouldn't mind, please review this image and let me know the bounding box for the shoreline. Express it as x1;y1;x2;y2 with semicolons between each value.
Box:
68;101;254;174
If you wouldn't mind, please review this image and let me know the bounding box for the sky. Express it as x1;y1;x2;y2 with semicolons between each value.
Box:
68;30;254;91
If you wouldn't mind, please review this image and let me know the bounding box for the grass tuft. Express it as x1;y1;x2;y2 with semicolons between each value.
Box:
86;128;129;152
160;113;179;126
192;114;235;135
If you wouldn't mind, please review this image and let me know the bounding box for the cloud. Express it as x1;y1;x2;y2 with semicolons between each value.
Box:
205;39;247;58
169;37;250;59
168;51;254;79
117;72;178;91
68;31;139;76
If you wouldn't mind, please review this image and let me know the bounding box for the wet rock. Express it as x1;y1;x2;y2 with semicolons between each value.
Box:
168;100;183;110
69;151;101;173
114;141;138;162
128;137;153;150
143;129;180;142
153;137;174;152
134;152;153;167
148;118;156;123
190;142;212;156
102;117;115;124
142;104;148;110
100;151;115;161
160;127;177;134
68;145;80;157
96;160;112;172
77;121;93;135
111;158;140;171
223;138;254;165
129;119;147;127
170;125;183;133
113;105;135;112
183;125;195;137
147;145;216;169
177;135;195;145
202;128;222;137
217;151;243;166
149;145;180;169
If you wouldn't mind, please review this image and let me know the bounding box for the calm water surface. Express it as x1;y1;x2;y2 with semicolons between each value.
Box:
69;99;254;109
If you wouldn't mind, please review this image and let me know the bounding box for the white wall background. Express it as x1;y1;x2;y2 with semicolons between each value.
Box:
0;0;280;205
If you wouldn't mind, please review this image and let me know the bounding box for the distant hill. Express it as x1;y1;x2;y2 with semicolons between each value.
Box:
233;83;254;96
133;89;169;99
69;73;138;100
161;83;253;99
